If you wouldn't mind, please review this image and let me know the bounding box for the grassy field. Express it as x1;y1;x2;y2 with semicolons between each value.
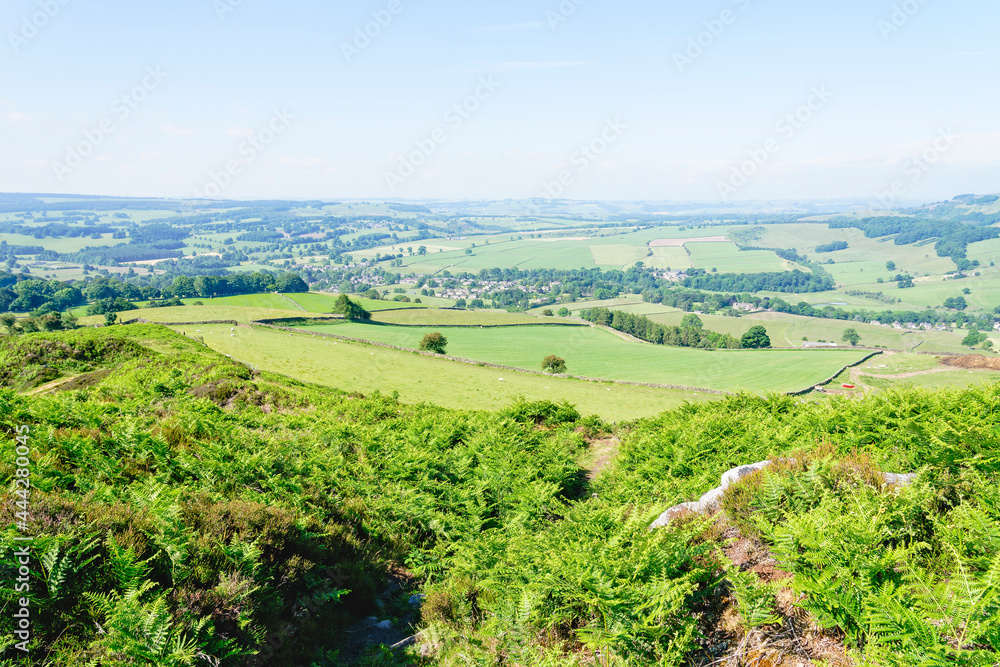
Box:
78;305;315;325
526;295;979;354
176;324;719;421
685;242;789;273
372;309;574;326
350;226;797;273
295;322;872;393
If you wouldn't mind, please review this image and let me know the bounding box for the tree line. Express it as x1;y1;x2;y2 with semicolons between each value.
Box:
579;308;763;349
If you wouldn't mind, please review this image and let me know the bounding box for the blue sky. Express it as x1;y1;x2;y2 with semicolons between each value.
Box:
1;0;997;202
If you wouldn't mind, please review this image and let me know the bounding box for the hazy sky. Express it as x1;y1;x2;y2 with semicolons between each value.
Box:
2;0;998;202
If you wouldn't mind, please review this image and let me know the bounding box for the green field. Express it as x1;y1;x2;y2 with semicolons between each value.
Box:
352;227;798;273
78;305;317;325
372;308;570;326
179;325;718;421
685;242;790;273
295;322;872;393
528;296;980;354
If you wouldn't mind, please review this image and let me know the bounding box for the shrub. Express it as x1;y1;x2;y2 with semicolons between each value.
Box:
419;332;447;354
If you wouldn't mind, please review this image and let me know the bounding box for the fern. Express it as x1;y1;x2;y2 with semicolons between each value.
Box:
724;564;780;629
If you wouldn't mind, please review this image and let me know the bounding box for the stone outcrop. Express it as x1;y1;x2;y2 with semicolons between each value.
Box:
649;460;918;530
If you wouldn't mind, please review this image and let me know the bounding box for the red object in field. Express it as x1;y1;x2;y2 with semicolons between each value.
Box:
842;384;856;389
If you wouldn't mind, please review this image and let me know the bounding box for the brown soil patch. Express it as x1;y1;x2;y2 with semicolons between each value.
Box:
942;354;1000;370
688;521;854;667
722;526;792;584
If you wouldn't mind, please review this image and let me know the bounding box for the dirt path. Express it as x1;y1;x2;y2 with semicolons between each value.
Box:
584;436;621;482
25;375;81;395
594;324;647;344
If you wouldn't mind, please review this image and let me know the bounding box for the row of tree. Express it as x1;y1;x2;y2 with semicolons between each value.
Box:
580;308;772;350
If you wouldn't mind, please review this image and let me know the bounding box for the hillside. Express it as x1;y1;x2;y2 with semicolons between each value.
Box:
1;325;998;666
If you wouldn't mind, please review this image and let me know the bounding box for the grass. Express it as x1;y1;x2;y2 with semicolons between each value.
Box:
176;325;719;421
295;322;872;393
372;309;573;326
78;305;313;325
685;242;791;273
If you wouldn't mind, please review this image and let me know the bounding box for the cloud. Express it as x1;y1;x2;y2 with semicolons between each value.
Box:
140;151;162;160
161;123;193;136
7;111;29;122
474;22;543;33
227;126;254;137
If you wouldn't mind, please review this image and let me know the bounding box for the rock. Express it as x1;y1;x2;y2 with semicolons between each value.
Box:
883;472;918;486
391;635;417;650
649;459;914;530
719;460;773;491
408;594;425;607
375;620;393;630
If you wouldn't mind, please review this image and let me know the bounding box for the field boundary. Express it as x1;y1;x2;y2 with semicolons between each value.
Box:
367;321;589;329
122;318;241;326
788;351;884;396
247;322;735;396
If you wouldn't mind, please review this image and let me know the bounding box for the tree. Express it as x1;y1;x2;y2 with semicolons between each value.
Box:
0;312;16;335
741;325;771;349
681;314;703;330
276;272;309;293
417;246;427;256
104;312;118;327
333;295;370;321
944;297;968;311
963;330;988;348
842;328;861;346
420;332;448;354
542;355;567;373
886;261;896;271
542;309;554;317
557;307;571;317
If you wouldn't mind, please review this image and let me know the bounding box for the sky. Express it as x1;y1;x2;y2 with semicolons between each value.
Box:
1;0;998;203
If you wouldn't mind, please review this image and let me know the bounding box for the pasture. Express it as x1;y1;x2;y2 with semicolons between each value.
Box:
372;308;569;326
294;322;872;393
351;225;797;273
527;296;977;354
177;324;719;421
